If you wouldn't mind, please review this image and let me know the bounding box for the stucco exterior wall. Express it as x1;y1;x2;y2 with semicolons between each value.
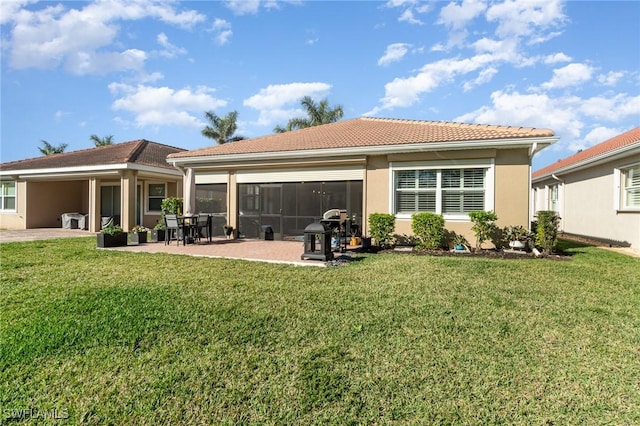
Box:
363;148;530;244
494;148;531;228
0;180;27;229
26;180;86;228
559;156;639;248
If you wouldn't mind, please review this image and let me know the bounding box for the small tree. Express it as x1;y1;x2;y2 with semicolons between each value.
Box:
411;212;445;250
468;211;498;250
368;213;396;249
535;211;561;254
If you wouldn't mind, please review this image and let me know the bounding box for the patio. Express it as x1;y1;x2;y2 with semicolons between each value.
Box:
104;237;356;267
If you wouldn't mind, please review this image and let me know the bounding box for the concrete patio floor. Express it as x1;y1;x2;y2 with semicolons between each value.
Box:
0;229;357;266
107;237;346;267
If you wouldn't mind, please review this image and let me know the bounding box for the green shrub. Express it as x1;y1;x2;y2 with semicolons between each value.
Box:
368;213;396;248
468;211;498;250
411;212;445;249
100;224;123;235
161;197;183;215
535;211;561;254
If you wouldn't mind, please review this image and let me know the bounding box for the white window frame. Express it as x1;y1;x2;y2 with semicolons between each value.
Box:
0;180;17;212
390;159;495;221
146;182;167;213
615;163;640;211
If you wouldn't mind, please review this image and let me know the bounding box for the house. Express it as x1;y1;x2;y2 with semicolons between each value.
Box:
0;140;185;232
532;127;640;251
167;117;557;243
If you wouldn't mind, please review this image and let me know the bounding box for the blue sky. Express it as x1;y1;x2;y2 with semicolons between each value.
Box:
1;0;639;170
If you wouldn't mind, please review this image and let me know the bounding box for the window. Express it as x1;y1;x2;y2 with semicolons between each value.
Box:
0;181;16;211
622;164;640;208
549;184;559;212
147;183;166;212
393;165;489;218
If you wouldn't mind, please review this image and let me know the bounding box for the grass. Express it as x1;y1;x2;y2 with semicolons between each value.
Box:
1;238;639;424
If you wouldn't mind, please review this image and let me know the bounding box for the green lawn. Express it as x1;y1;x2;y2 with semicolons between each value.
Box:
1;238;639;424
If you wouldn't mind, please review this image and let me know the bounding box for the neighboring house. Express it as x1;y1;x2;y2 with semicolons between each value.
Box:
167;117;557;243
532;127;640;251
0;140;185;232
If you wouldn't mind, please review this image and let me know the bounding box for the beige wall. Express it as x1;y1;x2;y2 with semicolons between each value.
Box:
0;180;27;229
26;180;86;228
494;148;531;228
364;148;530;244
533;155;640;249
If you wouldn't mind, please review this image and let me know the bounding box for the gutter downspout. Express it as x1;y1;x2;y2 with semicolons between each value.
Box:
528;142;538;230
551;173;564;232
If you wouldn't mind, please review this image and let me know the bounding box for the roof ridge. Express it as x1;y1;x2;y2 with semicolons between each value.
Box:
127;140;148;163
360;116;545;132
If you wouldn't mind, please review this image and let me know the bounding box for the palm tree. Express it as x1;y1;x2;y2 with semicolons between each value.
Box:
90;134;114;147
274;96;344;133
38;140;68;156
201;110;244;144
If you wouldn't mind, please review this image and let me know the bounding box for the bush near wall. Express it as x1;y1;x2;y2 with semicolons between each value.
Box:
368;213;396;249
411;212;445;250
535;210;561;254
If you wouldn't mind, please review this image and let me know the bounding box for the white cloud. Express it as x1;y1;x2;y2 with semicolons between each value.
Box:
398;9;423;25
66;49;148;75
54;110;70;121
438;0;486;30
463;67;498;91
385;0;432;25
570;126;624;152
211;18;232;45
3;1;205;74
368;53;504;113
108;83;227;128
544;52;572;64
243;82;332;126
224;0;261;15
378;43;411;66
156;33;187;58
223;0;301;15
453;89;640;156
597;71;626;87
579;93;640;121
541;63;594;89
486;0;566;40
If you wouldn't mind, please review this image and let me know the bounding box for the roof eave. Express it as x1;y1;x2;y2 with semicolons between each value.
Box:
532;141;640;183
0;163;183;179
168;136;558;167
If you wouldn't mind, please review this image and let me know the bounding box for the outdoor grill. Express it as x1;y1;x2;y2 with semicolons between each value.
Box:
319;209;359;253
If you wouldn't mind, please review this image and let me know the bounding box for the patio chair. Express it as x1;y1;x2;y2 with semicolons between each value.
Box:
164;214;187;246
194;213;210;243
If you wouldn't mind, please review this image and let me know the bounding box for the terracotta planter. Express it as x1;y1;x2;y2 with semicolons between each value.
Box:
97;232;128;248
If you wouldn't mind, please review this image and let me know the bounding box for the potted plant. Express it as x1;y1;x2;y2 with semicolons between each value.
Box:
452;234;468;251
151;221;166;242
97;224;127;248
504;225;531;250
129;225;149;244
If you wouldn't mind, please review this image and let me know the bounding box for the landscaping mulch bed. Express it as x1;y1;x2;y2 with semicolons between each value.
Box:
366;246;573;260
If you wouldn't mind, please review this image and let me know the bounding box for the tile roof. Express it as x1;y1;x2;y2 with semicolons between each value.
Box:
168;117;555;159
1;140;186;172
532;126;640;179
